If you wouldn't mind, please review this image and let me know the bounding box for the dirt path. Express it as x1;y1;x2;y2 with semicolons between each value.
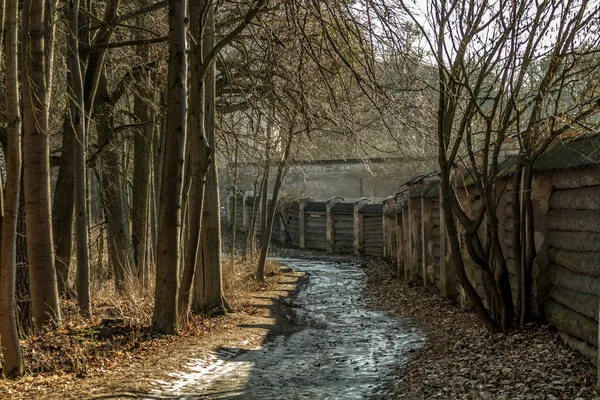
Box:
143;258;423;399
45;256;423;400
1;269;303;400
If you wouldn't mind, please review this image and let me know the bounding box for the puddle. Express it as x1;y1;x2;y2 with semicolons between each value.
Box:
149;258;424;399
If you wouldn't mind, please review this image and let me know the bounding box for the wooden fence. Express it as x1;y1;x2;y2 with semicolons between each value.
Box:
226;133;600;373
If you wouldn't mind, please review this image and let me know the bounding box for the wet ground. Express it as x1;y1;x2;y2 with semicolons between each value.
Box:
150;258;424;399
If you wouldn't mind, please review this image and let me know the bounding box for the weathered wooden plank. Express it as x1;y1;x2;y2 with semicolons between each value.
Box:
306;241;327;250
307;220;327;227
547;231;600;252
544;300;598;346
547;248;600;276
334;228;354;236
333;221;354;229
547;263;600;295
306;233;326;241
550;286;599;321
552;167;600;189
548;209;600;232
551;187;600;210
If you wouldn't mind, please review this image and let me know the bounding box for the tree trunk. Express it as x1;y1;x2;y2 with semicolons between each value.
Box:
16;178;31;335
152;0;187;334
442;169;496;332
132;87;152;283
83;0;120;126
52;116;75;297
22;0;62;329
257;117;272;273
97;72;134;290
68;0;91;317
0;0;24;375
230;142;238;258
177;0;211;324
191;3;229;314
521;161;535;325
151;95;167;268
242;170;262;260
257;130;294;282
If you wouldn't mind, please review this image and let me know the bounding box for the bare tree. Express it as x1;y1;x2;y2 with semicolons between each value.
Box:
0;0;24;376
68;0;91;317
153;0;188;334
22;0;62;329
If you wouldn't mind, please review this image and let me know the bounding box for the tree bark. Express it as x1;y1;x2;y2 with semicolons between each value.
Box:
97;72;134;290
22;0;62;329
68;0;91;317
52;116;75;297
132;87;153;283
230;142;238;258
177;0;211;324
0;0;24;375
257;129;294;282
152;0;187;334
191;3;229;314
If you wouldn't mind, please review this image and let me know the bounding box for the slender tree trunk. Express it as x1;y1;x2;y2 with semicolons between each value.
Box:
0;0;24;375
257;131;294;282
151;96;167;266
521;161;535;325
52;116;75;296
152;0;188;334
132;87;152;283
97;72;135;290
230;142;238;258
512;161;524;323
22;0;62;329
257;118;272;267
242;171;261;260
68;0;91;317
83;0;120;127
192;3;229;314
178;0;211;323
16;179;31;335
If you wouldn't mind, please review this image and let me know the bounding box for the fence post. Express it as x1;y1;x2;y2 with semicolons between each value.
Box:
353;201;363;254
242;191;249;232
421;196;427;286
299;199;306;249
395;212;401;276
382;203;389;259
401;205;408;280
326;201;333;253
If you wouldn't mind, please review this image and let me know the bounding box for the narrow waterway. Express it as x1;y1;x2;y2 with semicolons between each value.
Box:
151;258;424;399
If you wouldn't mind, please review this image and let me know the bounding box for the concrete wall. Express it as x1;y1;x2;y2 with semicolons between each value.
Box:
230;160;427;201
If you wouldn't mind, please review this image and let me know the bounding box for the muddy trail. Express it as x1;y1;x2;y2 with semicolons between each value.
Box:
147;258;424;399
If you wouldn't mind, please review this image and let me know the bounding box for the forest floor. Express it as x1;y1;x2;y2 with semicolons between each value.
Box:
360;255;600;399
0;260;305;399
1;249;598;399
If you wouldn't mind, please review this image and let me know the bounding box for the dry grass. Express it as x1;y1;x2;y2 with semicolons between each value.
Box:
223;258;281;312
2;257;284;379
